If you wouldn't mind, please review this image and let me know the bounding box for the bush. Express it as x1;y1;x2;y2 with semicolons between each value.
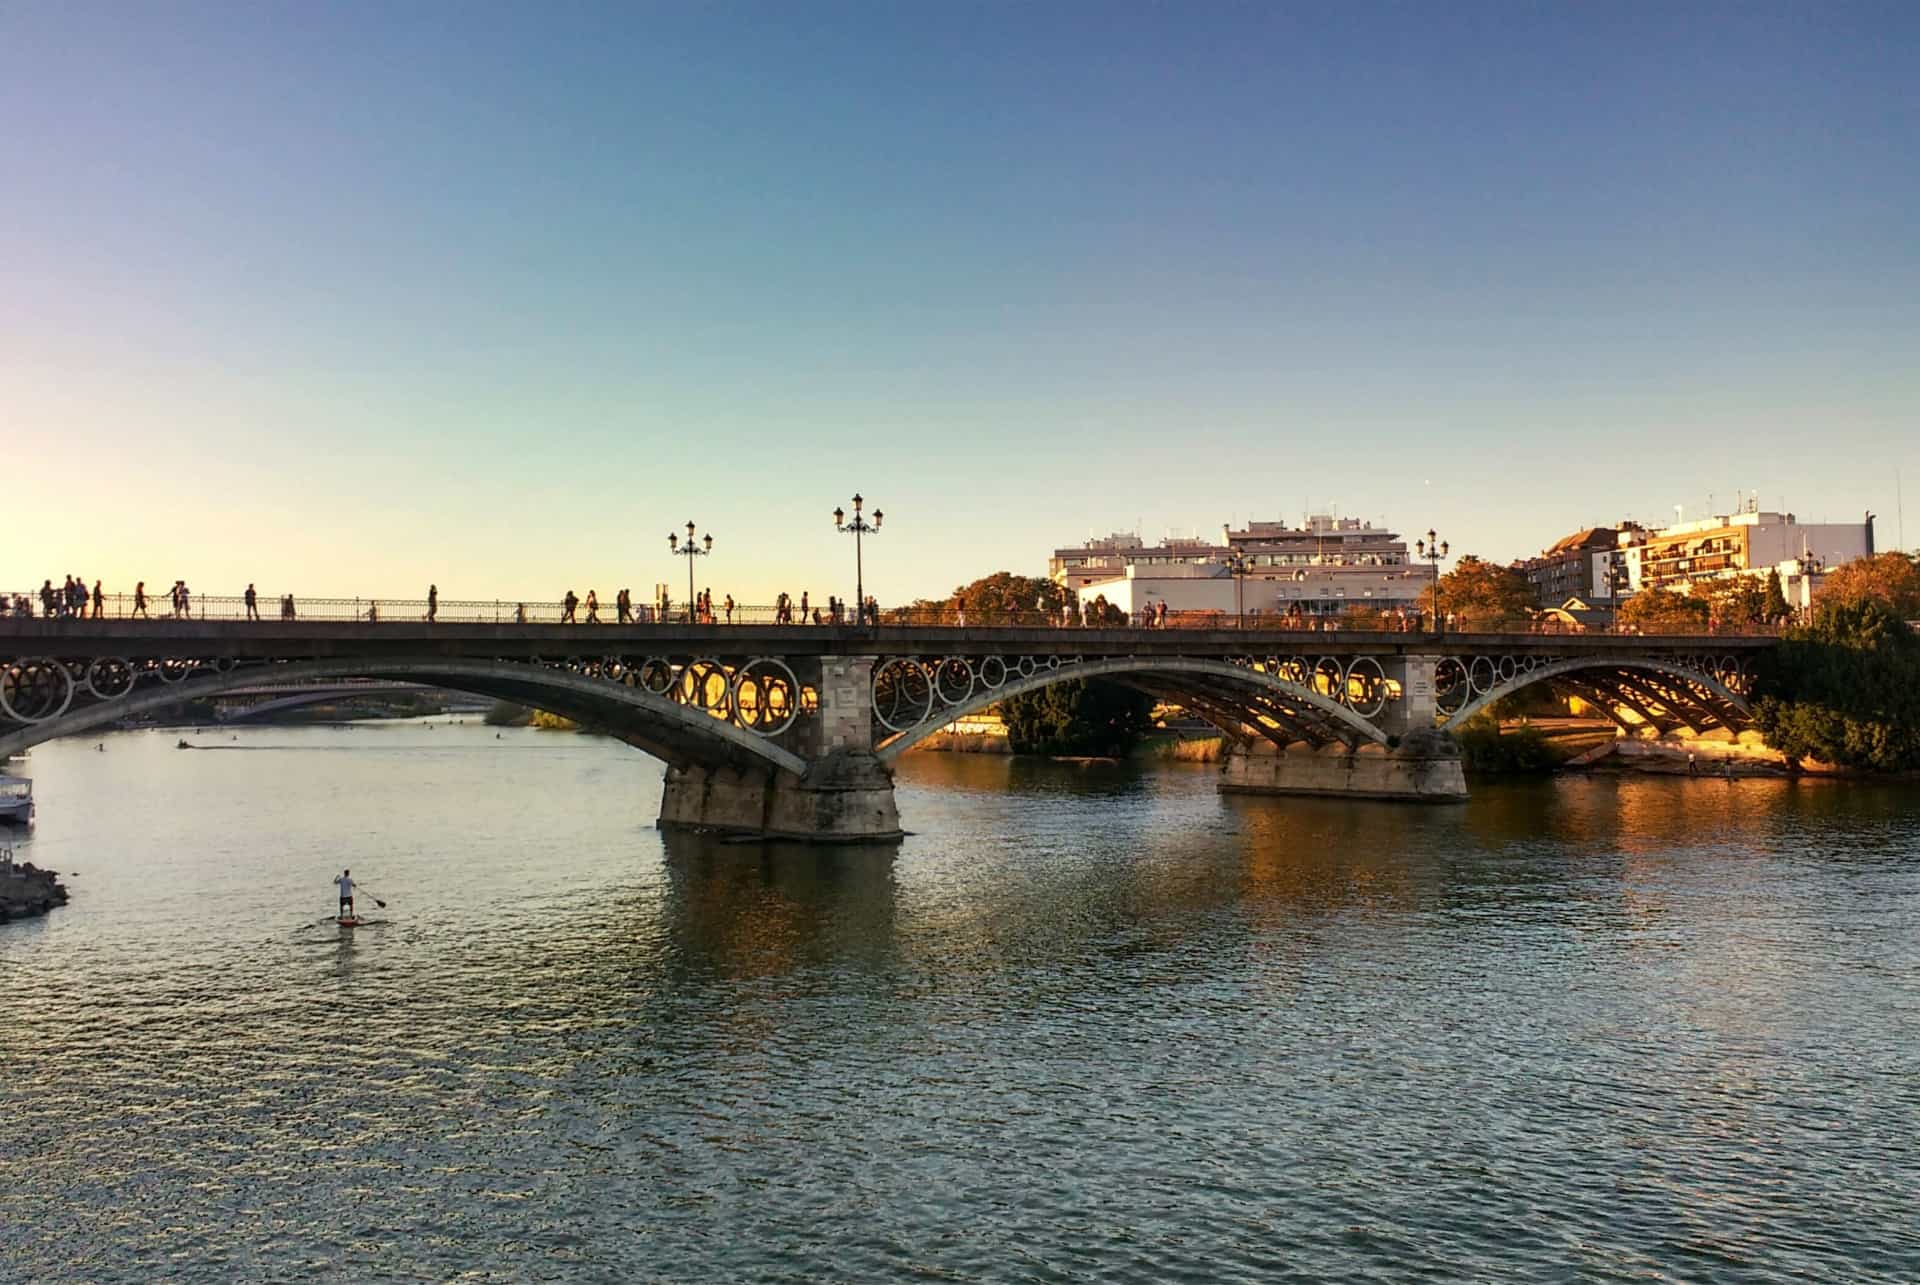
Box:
999;679;1154;757
1452;718;1558;775
1752;600;1920;771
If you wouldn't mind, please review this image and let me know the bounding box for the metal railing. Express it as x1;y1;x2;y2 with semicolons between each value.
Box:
0;591;1789;637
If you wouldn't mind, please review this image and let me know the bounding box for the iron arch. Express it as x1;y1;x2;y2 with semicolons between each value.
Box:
0;656;807;774
1443;656;1752;733
875;656;1390;761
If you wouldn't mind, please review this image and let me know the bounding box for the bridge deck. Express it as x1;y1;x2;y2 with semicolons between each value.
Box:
0;620;1779;662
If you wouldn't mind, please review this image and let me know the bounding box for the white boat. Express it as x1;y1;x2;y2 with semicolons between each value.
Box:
0;775;32;827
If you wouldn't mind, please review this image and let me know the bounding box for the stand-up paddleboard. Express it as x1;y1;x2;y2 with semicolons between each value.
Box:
336;915;366;928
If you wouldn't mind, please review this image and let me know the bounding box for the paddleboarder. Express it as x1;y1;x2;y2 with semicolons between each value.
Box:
334;868;357;920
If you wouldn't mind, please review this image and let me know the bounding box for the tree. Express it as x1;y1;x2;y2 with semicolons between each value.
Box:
999;678;1154;756
1615;587;1710;633
1752;599;1920;771
1421;555;1534;627
949;571;1071;624
1816;552;1920;619
1762;568;1791;624
1692;575;1770;628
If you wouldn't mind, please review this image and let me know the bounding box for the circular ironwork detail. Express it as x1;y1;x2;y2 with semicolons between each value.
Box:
86;657;136;700
675;658;732;718
1;658;76;724
1468;656;1497;695
636;658;675;694
872;658;935;733
979;656;1008;690
731;658;800;737
1343;657;1389;719
933;658;974;707
1435;657;1470;715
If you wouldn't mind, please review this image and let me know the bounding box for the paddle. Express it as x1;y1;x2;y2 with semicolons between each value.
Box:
357;888;389;909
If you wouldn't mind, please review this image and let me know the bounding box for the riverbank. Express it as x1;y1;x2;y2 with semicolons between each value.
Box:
1;860;68;923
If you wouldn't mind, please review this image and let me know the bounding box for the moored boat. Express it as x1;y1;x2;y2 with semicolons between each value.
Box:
0;775;31;827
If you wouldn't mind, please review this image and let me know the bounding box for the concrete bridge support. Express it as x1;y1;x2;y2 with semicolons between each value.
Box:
1218;730;1467;803
1376;654;1440;740
656;655;904;843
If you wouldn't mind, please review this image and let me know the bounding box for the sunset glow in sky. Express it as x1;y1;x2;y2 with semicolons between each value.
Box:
5;2;1916;606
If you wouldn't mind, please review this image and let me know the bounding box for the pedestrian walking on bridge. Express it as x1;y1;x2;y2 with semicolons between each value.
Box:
427;585;438;623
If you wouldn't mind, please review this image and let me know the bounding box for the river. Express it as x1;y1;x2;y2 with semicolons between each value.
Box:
2;721;1917;1282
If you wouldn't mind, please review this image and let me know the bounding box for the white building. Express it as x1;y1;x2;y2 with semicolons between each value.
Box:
1055;514;1430;620
1622;506;1873;604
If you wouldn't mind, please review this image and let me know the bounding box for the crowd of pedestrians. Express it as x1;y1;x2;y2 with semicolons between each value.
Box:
10;575;107;619
0;581;1501;634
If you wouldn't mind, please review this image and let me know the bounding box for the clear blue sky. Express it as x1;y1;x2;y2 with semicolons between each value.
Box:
5;1;1916;605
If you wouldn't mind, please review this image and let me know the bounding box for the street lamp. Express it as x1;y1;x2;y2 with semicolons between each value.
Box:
1799;550;1825;621
1220;550;1251;627
834;494;883;626
1415;528;1449;634
668;520;712;622
1606;561;1629;632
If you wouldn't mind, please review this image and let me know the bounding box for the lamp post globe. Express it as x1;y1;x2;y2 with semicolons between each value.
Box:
835;493;885;626
1415;529;1448;635
668;521;712;622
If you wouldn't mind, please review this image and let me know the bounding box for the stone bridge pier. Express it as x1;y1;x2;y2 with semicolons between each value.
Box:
657;655;905;843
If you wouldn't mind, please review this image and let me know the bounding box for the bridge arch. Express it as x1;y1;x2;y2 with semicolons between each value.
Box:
874;655;1391;762
0;657;807;774
1443;656;1753;735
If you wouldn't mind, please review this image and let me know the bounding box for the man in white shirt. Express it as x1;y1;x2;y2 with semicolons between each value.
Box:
334;869;356;918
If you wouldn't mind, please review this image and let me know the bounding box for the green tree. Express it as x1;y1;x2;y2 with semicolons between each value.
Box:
1693;575;1769;627
1421;555;1534;627
950;571;1071;624
1752;599;1920;771
1616;587;1710;633
1762;568;1791;624
999;678;1154;756
1816;552;1920;619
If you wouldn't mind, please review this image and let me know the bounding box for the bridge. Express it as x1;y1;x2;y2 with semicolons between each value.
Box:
0;617;1773;840
207;679;451;722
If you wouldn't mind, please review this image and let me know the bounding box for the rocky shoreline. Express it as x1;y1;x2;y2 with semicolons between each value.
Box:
1;860;69;923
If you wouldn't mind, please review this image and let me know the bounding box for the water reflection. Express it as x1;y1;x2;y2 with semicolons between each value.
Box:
656;832;902;980
0;727;1916;1283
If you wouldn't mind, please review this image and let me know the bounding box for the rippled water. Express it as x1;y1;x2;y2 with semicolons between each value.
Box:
3;722;1918;1282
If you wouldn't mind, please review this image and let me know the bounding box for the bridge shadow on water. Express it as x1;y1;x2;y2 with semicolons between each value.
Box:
463;757;1917;1033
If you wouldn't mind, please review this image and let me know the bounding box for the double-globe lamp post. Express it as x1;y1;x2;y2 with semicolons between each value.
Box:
1416;529;1448;635
834;494;882;626
1220;550;1251;627
668;520;711;622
